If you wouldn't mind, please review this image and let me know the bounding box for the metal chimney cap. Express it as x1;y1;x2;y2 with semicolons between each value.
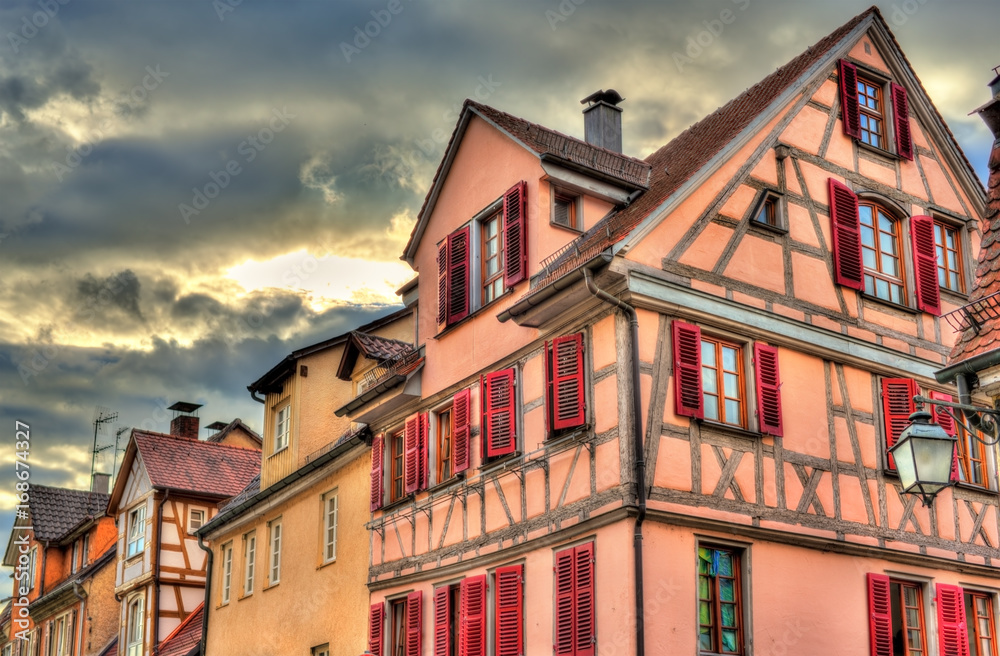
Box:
581;89;625;106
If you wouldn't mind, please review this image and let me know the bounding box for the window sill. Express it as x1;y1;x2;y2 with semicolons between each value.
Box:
953;481;999;496
860;294;922;316
696;419;764;443
550;221;583;235
318;557;337;570
857;140;901;162
262;581;279;591
124;551;144;563
425;473;465;495
269;445;289;458
479;451;523;475
746;219;788;236
940;287;969;304
237;591;253;601
382;493;416;513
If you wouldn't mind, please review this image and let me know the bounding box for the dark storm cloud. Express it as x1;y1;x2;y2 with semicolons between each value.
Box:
76;269;143;321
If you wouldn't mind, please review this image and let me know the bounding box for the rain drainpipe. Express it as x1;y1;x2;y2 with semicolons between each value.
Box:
583;268;646;656
72;582;86;656
196;534;213;656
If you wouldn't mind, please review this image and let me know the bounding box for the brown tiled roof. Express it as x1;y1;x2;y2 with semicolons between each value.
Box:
351;331;413;361
134;431;260;499
217;474;260;512
525;7;875;292
158;603;203;656
468;101;652;189
948;143;1000;363
27;486;110;542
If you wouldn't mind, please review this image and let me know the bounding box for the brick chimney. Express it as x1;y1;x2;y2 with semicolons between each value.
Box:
168;401;203;440
581;89;625;153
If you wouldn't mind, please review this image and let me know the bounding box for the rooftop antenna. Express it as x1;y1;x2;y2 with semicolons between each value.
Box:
91;406;118;483
112;425;130;487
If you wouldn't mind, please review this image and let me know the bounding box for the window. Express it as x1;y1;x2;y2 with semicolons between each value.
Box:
189;508;205;533
481;209;505;305
243;532;255;595
437;181;527;329
127;504;146;558
323;490;338;563
545;334;586;436
672;321;783;436
698;545;744;655
51;614;71;656
482;368;518;459
867;574;929;656
957;421;990;488
495;565;524;656
965;590;998;656
437;407;454;483
749;190;784;230
71;539;79;574
552;188;581;230
220;541;233;605
81;534;89;568
386;592;422;656
274;403;290;452
935;221;964;293
268;519;281;585
828;180;941;315
311;646;330;656
126;596;144;656
27;546;36;590
389;429;405;504
432;584;462;656
554;544;594;656
838;60;913;160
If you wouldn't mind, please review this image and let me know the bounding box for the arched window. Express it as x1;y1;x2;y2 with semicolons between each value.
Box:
859;201;905;304
127;596;144;656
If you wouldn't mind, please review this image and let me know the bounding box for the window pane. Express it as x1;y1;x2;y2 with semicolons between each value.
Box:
699;601;712;625
861;225;876;247
724;400;741;425
721;347;737;372
703;371;718;394
722;630;738;652
723;373;739;397
721;603;737;628
702;342;715;366
863;247;877;269
704;396;719;421
876;278;889;300
718;553;733;577
719;579;735;602
889;284;902;305
699;629;712;651
859;205;874;225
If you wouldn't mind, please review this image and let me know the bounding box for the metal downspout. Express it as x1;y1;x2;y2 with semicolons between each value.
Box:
196;534;213;656
583;269;646;656
72;581;86;656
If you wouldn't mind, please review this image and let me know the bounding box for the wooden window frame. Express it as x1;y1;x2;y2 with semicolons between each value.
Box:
189;508;205;534
934;219;965;294
268;519;282;585
697;544;745;655
436;406;454;485
126;596;144;656
480;210;505;307
859;200;906;305
126;504;146;559
748;190;786;232
966;590;999;656
243;531;256;596
700;335;747;430
389;428;406;504
857;77;886;150
322;489;338;564
551;187;582;231
957;421;992;489
71;540;79;574
220;541;233;605
80;534;88;568
389;597;407;656
891;579;928;656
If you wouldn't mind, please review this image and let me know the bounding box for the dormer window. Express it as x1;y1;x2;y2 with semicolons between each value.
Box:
838;60;913;160
857;78;885;149
551;188;581;231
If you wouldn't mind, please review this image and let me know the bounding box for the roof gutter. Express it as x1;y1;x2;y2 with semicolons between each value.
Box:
934;348;1000;385
497;251;613;323
538;153;650;191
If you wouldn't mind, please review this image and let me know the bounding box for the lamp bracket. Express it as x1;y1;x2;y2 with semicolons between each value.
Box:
913;395;1000;446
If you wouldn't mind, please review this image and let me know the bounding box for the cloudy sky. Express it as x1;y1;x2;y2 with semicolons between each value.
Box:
0;0;996;596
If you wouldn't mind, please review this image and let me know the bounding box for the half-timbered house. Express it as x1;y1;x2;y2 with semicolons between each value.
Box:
357;7;998;656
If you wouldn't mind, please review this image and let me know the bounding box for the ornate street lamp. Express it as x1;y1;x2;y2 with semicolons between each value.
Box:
889;409;956;506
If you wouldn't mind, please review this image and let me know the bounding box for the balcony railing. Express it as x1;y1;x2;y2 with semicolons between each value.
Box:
357;349;421;395
942;291;1000;334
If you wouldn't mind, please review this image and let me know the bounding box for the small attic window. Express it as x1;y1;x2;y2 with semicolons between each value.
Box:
749;190;785;232
551;188;581;231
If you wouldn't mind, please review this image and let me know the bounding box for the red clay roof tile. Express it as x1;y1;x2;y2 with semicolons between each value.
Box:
158;603;203;656
133;431;260;499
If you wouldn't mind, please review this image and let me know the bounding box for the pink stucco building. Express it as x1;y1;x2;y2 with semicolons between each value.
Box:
348;7;998;656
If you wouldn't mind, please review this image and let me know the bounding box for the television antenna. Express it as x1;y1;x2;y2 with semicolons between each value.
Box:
90;406;119;483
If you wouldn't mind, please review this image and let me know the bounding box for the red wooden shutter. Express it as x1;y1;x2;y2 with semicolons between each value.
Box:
672;320;703;419
891;83;914;160
828;179;864;291
419;412;430;490
838;59;862;139
550;334;586;431
573;543;596;656
453;389;471;474
753;343;783;436
369;602;385;656
433;587;451;656
911;215;942;316
503;180;528;288
495;565;523;656
438;240;449;326
929;390;961;483
404;414;420;494
882;378;918;470
370;433;384;512
406;591;422;656
867;573;892;656
448;226;471;325
459;575;487;656
554;549;575;655
485;369;517;457
937;584;970;656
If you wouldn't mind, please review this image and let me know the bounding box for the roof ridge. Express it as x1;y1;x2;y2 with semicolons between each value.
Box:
135;430;262;452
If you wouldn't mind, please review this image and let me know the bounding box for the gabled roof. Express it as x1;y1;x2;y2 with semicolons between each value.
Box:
109;430;260;511
947;143;1000;364
335;331;414;380
158;602;203;656
402;99;653;265
248;305;412;395
24;486;109;542
205;418;262;446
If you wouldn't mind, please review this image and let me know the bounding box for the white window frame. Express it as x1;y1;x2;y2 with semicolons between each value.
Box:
81;533;89;568
322;490;338;564
273;403;290;453
27;546;37;590
71;540;79;574
126;596;144;656
220;541;233;605
243;531;256;595
268;519;282;585
126;504;146;558
189;508;206;533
